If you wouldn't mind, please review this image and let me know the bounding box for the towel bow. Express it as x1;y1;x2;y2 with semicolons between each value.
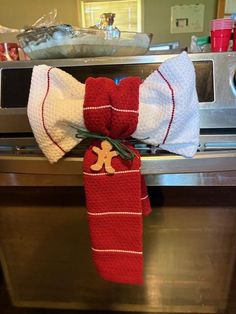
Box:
27;51;199;163
27;51;199;285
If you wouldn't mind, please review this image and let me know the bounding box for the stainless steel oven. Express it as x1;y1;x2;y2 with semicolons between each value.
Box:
0;52;236;178
0;52;236;313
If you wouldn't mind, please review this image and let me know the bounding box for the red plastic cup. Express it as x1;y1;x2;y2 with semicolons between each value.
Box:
211;29;232;52
210;18;233;31
210;19;233;52
210;34;231;52
233;27;236;51
0;43;19;61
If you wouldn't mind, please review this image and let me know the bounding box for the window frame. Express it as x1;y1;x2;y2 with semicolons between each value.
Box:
217;0;236;18
77;0;143;32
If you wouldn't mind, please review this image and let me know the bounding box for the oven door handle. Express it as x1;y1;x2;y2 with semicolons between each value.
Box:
0;151;236;175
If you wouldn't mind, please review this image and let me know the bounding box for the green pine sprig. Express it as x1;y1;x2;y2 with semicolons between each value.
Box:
71;125;136;160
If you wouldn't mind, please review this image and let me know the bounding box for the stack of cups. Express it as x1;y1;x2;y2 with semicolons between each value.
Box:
0;43;19;61
233;21;236;51
210;18;233;52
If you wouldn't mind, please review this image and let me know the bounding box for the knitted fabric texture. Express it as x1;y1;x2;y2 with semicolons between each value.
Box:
83;77;151;284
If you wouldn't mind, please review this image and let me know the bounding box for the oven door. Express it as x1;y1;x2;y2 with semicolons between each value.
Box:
0;177;236;313
0;52;236;312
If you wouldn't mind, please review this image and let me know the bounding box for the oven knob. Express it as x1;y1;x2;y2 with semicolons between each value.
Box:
231;72;236;95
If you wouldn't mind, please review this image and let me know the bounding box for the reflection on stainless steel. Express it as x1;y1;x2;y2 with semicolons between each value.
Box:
0;173;84;186
0;150;235;177
0;131;236;183
0;187;235;312
149;41;180;51
145;171;236;186
0;171;236;187
204;142;236;150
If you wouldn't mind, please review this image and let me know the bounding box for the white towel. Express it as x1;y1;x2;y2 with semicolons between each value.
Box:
133;51;199;157
27;51;199;163
27;65;86;163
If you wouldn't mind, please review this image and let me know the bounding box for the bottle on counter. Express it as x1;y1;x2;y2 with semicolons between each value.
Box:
98;13;120;39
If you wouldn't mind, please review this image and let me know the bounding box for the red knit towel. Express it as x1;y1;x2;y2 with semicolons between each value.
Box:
83;77;151;284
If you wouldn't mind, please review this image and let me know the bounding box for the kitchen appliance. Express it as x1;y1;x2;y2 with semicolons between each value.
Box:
0;52;236;178
0;52;236;313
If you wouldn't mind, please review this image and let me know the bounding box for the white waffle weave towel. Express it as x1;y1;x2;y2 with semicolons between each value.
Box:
27;65;86;163
27;51;199;163
133;51;199;157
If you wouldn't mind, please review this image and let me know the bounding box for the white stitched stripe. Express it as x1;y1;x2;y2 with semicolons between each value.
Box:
141;195;149;201
84;105;138;114
83;169;140;176
84;105;110;110
112;107;138;113
88;211;142;216
92;248;143;255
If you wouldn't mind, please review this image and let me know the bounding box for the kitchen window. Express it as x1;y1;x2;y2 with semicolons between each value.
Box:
78;0;142;32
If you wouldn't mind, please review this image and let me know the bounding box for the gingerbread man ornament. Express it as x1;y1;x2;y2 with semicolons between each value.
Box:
91;140;118;174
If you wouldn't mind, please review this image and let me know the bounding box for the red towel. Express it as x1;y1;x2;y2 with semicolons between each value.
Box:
83;77;151;284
